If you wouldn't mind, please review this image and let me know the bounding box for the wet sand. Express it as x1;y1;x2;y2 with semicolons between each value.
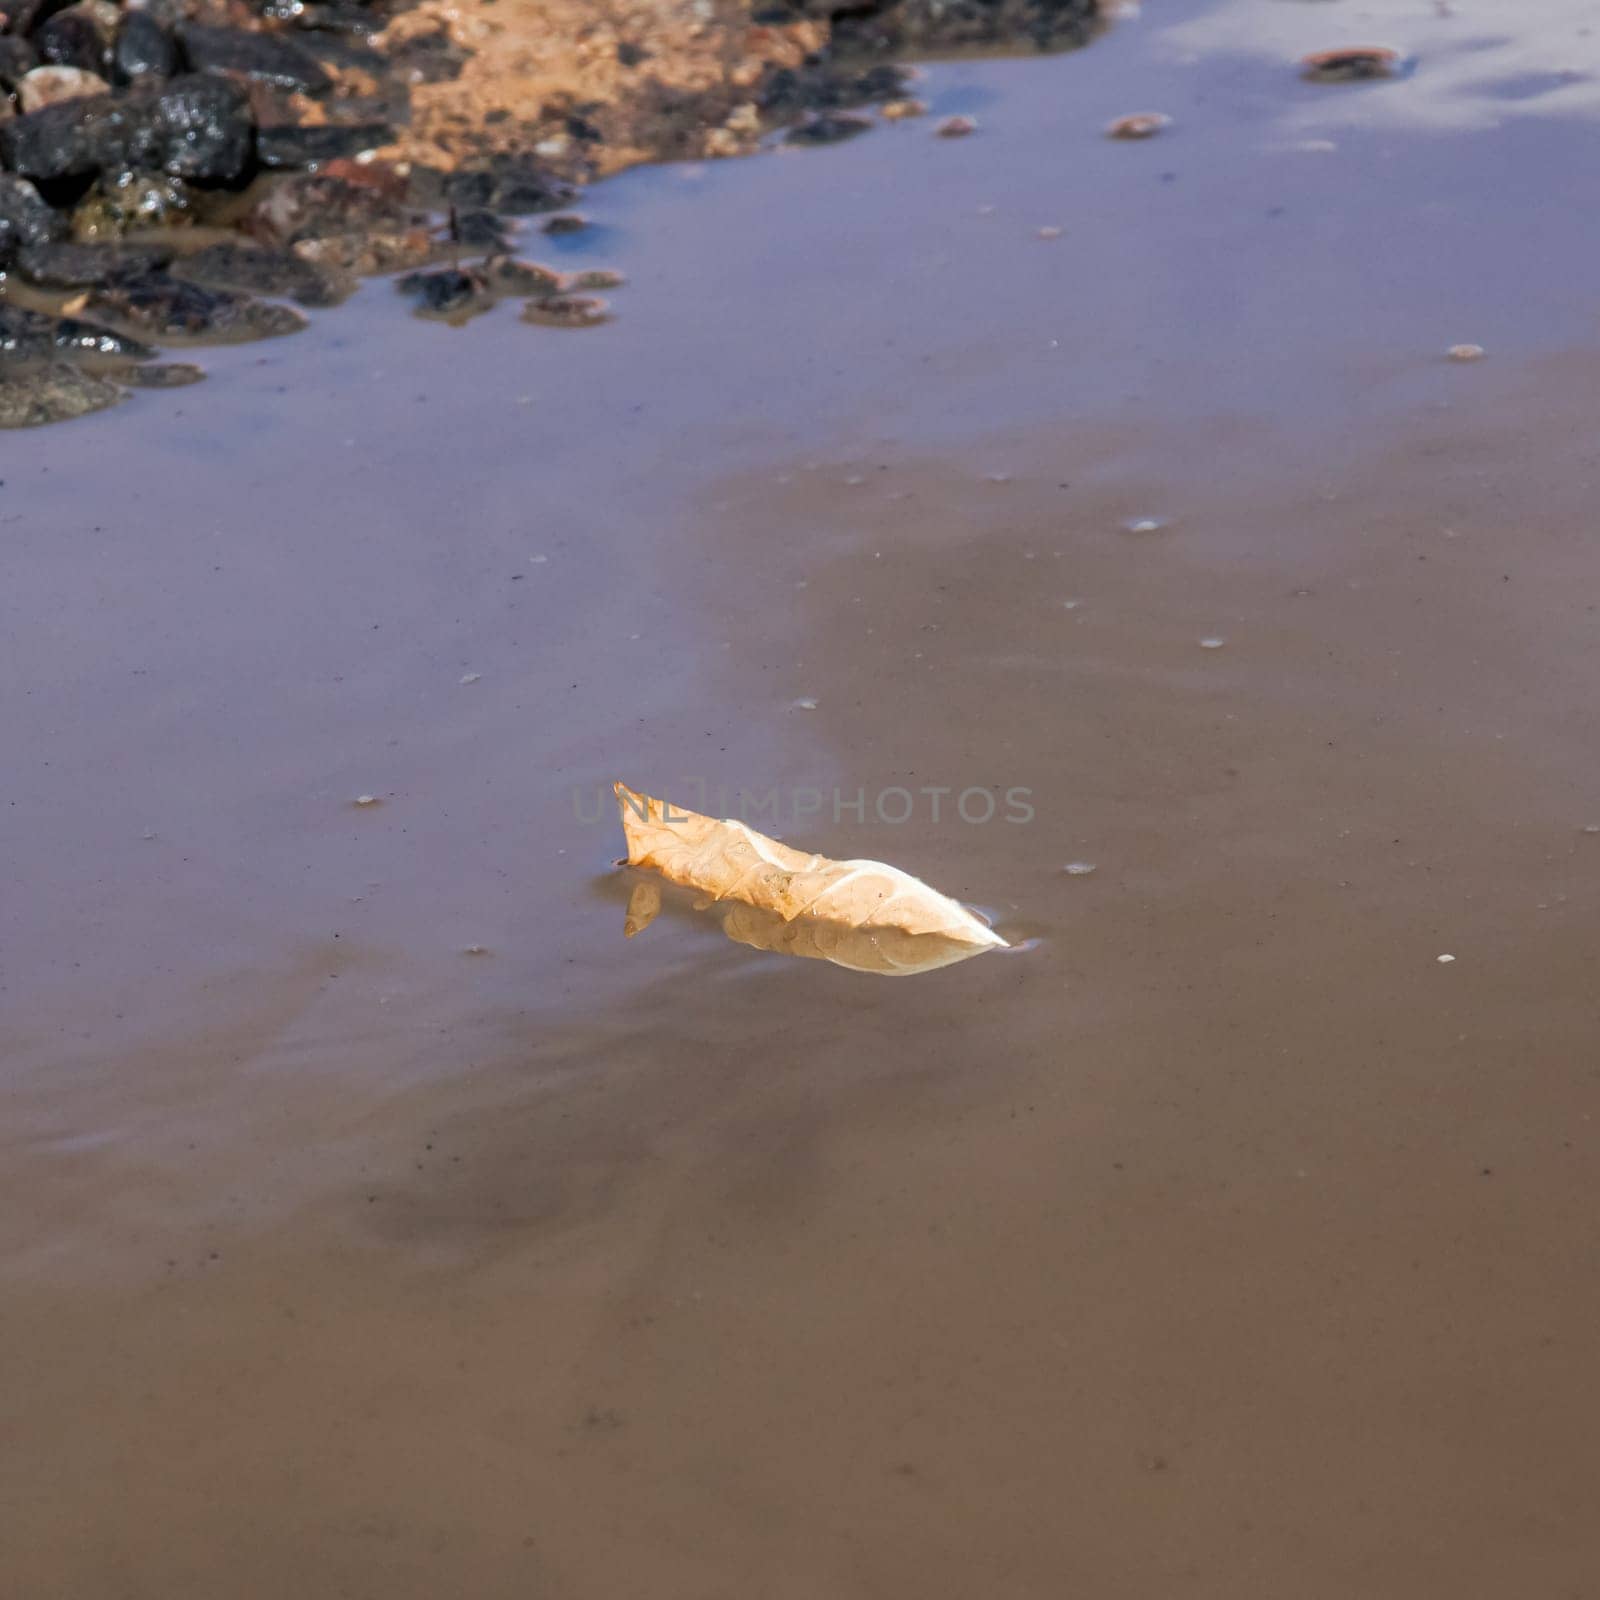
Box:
5;1;1600;1594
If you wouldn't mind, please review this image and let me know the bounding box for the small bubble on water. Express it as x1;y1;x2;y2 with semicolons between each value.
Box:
1123;516;1168;534
1583;823;1600;835
1447;344;1485;362
1037;225;1063;240
1063;861;1098;876
986;472;1012;484
354;795;381;808
1199;636;1227;649
1437;953;1457;964
1062;599;1083;610
459;672;482;685
793;696;819;710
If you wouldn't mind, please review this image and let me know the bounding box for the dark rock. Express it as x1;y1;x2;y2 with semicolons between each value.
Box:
785;112;874;145
0;362;124;427
0;302;152;359
122;360;204;387
443;155;575;216
0;36;38;91
831;0;1097;54
170;239;350;307
0;172;63;265
113;12;179;83
541;212;587;235
14;239;175;286
256;120;394;167
0;74;253;183
177;23;330;92
521;293;609;328
86;272;308;341
33;4;111;75
615;40;648;67
758;60;907;117
395;265;492;319
448;207;509;250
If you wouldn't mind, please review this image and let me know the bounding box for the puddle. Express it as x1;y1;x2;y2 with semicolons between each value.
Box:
4;1;1600;1593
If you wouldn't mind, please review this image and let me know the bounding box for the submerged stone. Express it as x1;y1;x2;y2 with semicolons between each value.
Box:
171;240;351;307
442;155;575;215
0;302;151;359
832;0;1097;54
86;273;308;341
0;361;123;427
32;3;112;75
521;293;609;328
120;360;205;388
785;113;874;146
487;256;563;295
1300;46;1405;83
395;265;493;319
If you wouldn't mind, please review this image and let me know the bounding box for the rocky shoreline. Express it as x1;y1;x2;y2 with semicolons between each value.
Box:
0;0;1098;426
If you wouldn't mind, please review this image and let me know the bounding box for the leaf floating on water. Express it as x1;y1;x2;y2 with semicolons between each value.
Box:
614;782;1006;976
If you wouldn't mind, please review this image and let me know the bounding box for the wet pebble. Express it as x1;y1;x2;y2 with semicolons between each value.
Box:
1447;343;1485;362
0;173;66;260
936;114;979;138
177;22;331;92
353;794;381;808
541;212;588;235
1106;112;1171;140
1300;46;1405;83
487;256;564;295
0;302;150;360
522;294;609;328
880;97;928;119
17;65;108;113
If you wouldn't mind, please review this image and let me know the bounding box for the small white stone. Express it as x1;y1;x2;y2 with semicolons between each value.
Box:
1123;517;1168;534
793;696;819;710
1199;636;1227;649
1447;344;1485;362
1063;861;1098;876
1437;953;1456;963
354;794;380;807
459;672;481;685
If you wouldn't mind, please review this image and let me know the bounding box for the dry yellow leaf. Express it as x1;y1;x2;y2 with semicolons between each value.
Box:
614;782;1006;976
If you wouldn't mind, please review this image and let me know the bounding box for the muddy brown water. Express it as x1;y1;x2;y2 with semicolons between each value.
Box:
5;2;1600;1594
